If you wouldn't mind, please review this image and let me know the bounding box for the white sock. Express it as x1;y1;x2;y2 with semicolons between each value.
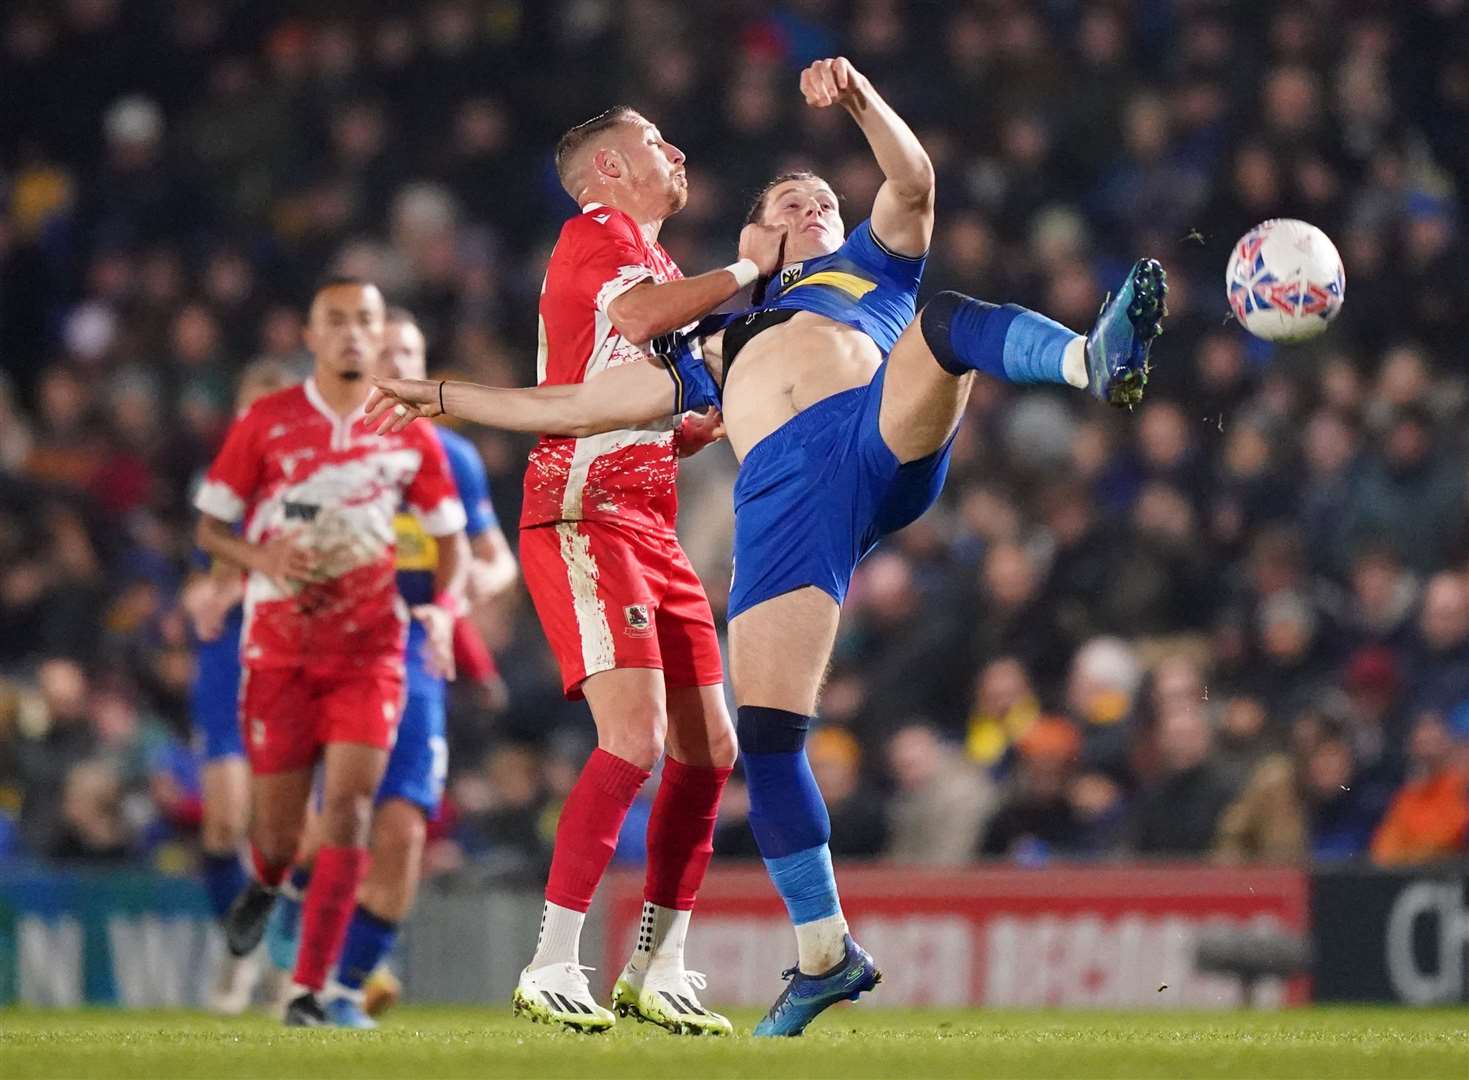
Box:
1062;336;1089;389
794;912;850;975
627;901;691;977
530;900;585;968
325;978;362;1004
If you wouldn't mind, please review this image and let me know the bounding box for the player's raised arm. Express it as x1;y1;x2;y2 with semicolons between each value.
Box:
607;232;782;344
803;57;934;256
365;357;682;438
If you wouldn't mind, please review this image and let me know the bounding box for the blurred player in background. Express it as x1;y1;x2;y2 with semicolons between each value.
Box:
259;307;517;1028
195;278;467;1026
479;106;782;1034
180;359;297;1014
369;57;1165;1035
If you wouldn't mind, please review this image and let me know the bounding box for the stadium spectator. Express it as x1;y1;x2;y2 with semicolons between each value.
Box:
1126;705;1238;857
963;657;1042;775
979;716;1085;861
1369;712;1469;866
1403;572;1469;716
883;723;997;865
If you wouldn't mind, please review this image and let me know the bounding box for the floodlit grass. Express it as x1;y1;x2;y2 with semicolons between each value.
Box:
2;1005;1465;1079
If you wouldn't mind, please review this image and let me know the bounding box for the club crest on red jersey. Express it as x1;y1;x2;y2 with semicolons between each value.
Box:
624;603;654;637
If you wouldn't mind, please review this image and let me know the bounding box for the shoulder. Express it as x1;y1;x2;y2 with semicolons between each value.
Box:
255;384;306;417
560;206;643;252
842;218;924;263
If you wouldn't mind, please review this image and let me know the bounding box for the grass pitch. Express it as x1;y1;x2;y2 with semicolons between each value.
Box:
3;1006;1466;1079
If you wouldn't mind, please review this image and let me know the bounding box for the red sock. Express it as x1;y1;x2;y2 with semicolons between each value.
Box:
292;845;368;992
544;748;651;912
644;758;732;909
250;844;288;888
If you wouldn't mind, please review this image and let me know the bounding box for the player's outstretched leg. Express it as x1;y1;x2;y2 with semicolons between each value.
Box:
879;258;1167;462
729;589;882;1037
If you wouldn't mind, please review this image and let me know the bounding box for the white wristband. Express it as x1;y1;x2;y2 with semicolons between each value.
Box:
725;258;760;289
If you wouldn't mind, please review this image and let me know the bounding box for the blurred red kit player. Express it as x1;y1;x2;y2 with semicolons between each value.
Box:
194;278;466;1024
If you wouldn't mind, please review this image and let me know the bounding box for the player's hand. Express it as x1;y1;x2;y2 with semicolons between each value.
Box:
800;57;868;110
739;222;787;277
256;536;316;592
366;378;443;434
412;602;458;681
181;575;236;641
676;408;726;457
466;559;503;607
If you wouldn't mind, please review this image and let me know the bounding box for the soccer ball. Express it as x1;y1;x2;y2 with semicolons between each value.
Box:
1225;218;1344;342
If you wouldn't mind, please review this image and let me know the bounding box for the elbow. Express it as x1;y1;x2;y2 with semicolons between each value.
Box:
610;315;655;347
194;516;215;552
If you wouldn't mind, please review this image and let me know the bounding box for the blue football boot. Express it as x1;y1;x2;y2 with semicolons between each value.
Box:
323;993;379;1030
752;934;881;1037
1085;257;1167;408
263;890;303;974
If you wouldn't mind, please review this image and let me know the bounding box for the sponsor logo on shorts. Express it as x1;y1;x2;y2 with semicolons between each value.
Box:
250;719;266;747
624;603;654;638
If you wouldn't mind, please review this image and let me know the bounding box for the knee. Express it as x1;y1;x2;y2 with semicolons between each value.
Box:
201;814;247;854
252;822;301;868
705;717;739;769
597;712;668;771
319;791;375;848
374;803;426;859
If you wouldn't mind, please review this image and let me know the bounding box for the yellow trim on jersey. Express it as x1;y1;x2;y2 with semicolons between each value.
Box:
783;271;878;300
394;511;439;572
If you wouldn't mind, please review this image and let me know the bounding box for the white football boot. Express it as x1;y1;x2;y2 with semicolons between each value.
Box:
205;949;260;1016
612;963;733;1036
511;963;615;1033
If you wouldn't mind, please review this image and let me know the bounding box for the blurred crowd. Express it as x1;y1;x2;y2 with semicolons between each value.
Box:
2;0;1468;877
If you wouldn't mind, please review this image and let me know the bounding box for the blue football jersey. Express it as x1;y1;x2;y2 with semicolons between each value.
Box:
395;425;497;680
661;219;925;412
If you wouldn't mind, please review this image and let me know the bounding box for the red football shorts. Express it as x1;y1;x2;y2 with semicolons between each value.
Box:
520;520;725;698
239;666;404;774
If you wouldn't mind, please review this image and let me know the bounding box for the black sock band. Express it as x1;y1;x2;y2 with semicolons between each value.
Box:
736;705;812;754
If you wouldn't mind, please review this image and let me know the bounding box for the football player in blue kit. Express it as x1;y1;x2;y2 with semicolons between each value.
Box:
182;360;297;1014
263;308;517;1027
368;57;1165;1035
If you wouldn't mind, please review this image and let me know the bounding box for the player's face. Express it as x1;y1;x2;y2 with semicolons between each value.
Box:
380;320;427;380
761;179;843;260
618;117;687;217
305;283;386;382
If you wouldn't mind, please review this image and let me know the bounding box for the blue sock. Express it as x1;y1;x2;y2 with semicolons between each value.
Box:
737;706;841;926
202;851;246;922
920;291;1079;384
284;863;312;900
336;905;399;992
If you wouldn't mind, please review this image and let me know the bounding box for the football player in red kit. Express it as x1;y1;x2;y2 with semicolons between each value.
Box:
194;278;467;1026
504;107;782;1033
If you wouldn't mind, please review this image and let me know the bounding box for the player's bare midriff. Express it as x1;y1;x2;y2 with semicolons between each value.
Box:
703;310;883;460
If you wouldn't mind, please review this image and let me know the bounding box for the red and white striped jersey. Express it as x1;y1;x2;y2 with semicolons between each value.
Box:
521;203;683;537
194;379;467;675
